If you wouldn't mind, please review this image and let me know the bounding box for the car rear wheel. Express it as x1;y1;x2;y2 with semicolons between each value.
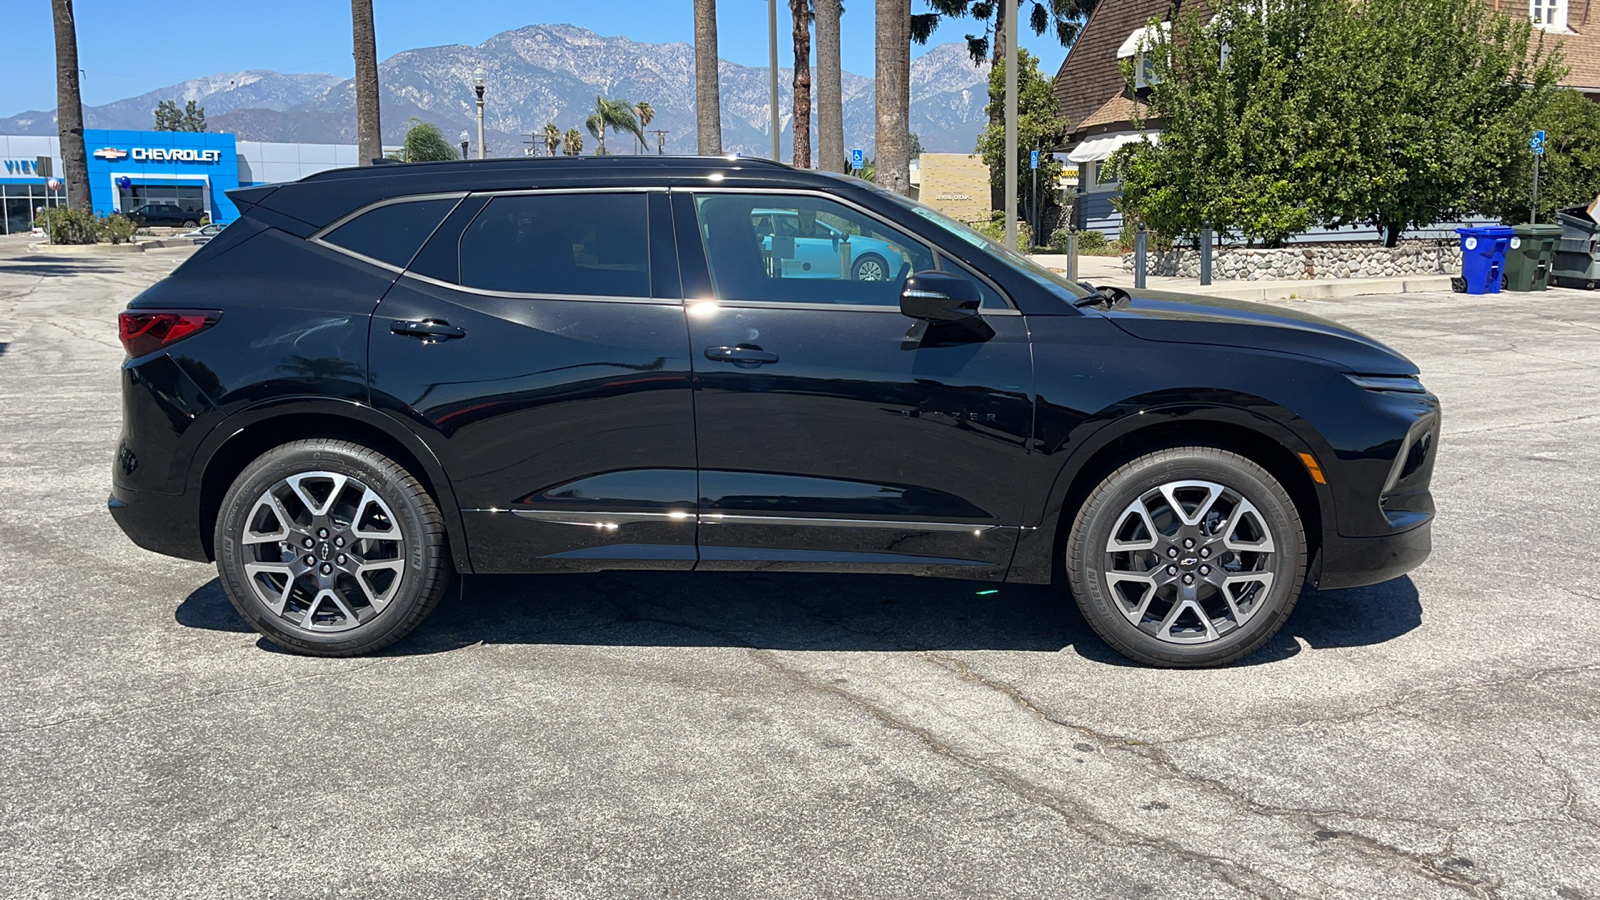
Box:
213;439;451;656
852;253;890;281
182;220;199;228
1066;446;1307;667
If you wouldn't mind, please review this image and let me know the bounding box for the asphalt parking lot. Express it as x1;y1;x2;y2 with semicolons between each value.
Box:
1;234;1596;899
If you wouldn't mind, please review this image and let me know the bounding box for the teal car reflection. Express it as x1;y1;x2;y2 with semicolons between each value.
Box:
752;209;899;281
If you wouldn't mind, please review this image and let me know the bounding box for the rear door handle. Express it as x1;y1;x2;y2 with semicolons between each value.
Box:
704;344;779;367
390;319;466;342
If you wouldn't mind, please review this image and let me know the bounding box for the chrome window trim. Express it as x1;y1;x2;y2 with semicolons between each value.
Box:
399;268;683;306
680;185;1020;313
310;193;469;275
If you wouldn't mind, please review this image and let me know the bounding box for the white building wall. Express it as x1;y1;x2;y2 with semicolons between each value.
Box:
235;141;361;186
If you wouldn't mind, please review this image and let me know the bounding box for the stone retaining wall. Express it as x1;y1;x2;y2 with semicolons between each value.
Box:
1120;243;1463;281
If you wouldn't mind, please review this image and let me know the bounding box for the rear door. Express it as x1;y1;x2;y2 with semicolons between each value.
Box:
677;189;1035;578
364;188;699;573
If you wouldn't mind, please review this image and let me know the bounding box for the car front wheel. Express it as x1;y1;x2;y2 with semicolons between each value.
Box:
213;439;451;656
1066;446;1307;667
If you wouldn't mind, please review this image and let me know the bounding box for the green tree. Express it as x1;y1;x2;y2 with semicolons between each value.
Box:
564;127;584;156
154;99;207;132
1117;0;1565;246
634;101;655;154
543;122;563;156
909;131;923;159
387;119;458;162
975;50;1068;243
586;96;644;156
1481;89;1600;224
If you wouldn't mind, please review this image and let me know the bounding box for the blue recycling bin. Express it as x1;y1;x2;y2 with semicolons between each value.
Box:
1455;226;1514;294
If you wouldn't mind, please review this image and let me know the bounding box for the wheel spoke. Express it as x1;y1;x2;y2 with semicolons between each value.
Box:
286;472;348;518
1221;572;1274;625
243;562;296;615
1159;481;1222;528
243;491;294;544
350;488;400;540
355;559;405;611
1221;498;1276;553
1105;572;1157;624
1108;498;1160;552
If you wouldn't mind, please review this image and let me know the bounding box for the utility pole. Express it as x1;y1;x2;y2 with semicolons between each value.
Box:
768;0;782;161
1004;0;1018;250
650;129;670;155
473;68;486;159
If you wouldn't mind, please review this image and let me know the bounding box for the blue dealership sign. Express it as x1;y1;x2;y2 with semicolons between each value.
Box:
82;129;240;222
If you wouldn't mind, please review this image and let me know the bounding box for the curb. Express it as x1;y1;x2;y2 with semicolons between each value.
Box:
24;239;195;255
1168;276;1454;302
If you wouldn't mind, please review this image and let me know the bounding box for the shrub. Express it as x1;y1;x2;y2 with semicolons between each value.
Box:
98;214;137;245
969;212;1032;250
38;207;100;245
1045;229;1113;255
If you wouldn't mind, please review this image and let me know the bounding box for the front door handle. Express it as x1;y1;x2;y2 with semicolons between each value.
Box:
390;319;466;342
704;344;779;367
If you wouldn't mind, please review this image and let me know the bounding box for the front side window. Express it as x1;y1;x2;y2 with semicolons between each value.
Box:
459;192;650;297
322;197;458;269
694;193;933;306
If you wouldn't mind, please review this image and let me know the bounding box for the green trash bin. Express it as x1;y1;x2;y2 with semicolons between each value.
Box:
1505;223;1563;291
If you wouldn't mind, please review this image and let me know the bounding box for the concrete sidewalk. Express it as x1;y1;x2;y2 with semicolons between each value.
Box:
1031;253;1454;301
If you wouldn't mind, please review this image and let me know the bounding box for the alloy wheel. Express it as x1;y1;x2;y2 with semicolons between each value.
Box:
1102;479;1277;644
854;257;887;281
239;471;406;633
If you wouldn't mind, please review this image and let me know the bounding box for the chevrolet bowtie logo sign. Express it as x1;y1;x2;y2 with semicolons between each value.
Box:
93;147;129;161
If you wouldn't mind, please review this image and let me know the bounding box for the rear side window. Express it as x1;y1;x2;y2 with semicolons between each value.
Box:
321;197;458;269
459;192;649;297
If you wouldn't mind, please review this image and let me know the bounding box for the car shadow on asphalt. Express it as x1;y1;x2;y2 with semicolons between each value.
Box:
0;257;117;277
175;572;1421;667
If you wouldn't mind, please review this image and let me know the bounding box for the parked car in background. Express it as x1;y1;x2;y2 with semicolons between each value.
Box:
126;204;201;228
108;156;1439;667
179;222;224;244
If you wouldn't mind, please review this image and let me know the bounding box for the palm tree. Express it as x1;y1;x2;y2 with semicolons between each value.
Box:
51;0;90;210
564;127;584;156
633;102;655;154
694;0;723;154
543;122;562;156
815;0;844;172
874;0;911;195
790;0;813;168
351;0;382;166
587;97;644;157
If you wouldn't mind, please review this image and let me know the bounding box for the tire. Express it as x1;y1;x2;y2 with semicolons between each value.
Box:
182;220;199;228
851;253;890;282
1066;446;1307;667
213;439;451;656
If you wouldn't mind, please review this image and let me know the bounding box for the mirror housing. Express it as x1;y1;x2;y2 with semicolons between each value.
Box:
900;271;981;322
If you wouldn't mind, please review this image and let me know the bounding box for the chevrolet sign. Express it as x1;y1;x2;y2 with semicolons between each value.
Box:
131;147;222;163
93;147;129;161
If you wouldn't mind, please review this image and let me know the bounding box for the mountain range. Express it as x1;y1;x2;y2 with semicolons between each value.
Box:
0;24;991;159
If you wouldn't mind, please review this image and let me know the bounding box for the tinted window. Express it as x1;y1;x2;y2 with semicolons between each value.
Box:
459;193;650;297
322;197;458;269
694;193;933;307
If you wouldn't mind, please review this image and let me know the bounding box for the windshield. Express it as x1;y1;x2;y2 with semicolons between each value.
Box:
844;176;1091;303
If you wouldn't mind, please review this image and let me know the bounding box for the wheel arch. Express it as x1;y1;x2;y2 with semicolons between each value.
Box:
1009;403;1334;586
192;398;472;571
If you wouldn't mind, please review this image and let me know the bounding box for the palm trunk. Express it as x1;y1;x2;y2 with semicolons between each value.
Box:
988;0;1008;211
790;0;813;168
351;0;382;166
874;0;911;195
815;0;844;172
51;0;91;211
694;0;723;154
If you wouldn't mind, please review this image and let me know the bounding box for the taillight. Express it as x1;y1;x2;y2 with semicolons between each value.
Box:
117;310;221;358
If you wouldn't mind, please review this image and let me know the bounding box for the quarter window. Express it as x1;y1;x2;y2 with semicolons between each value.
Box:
322;197;457;269
459;192;650;297
694;193;933;307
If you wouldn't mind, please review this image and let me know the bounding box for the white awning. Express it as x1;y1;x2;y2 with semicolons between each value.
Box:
1066;131;1158;164
1116;22;1170;58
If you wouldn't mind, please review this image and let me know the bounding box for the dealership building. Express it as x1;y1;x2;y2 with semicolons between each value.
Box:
0;128;363;234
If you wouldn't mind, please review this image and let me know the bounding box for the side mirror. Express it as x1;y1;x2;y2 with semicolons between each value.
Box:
900;270;980;322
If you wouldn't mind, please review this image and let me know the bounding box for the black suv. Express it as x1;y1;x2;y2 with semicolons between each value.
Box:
125;204;202;228
110;156;1439;666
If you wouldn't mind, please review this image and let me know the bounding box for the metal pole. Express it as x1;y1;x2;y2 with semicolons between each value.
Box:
769;0;782;161
1134;224;1148;290
1199;227;1213;286
1004;0;1018;250
1532;152;1540;224
1031;150;1038;250
1066;228;1079;283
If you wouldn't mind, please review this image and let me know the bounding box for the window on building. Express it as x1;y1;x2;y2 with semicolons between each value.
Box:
693;193;933;307
322;197;458;270
1530;0;1567;30
459;192;650;297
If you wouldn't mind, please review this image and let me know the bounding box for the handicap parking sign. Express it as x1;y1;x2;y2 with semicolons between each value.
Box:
851;148;864;169
1030;149;1039;169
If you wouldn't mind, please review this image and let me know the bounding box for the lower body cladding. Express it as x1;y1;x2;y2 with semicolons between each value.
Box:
459;508;1021;578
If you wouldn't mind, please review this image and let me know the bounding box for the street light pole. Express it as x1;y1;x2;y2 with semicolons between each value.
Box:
1004;0;1018;250
768;0;781;161
474;68;486;159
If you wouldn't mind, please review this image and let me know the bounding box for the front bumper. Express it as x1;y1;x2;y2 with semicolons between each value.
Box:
1314;518;1431;591
108;485;210;562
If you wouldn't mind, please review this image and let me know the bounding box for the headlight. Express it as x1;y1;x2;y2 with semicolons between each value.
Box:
1345;373;1427;394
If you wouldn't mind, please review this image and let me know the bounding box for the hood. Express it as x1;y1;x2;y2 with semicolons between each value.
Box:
1095;288;1419;375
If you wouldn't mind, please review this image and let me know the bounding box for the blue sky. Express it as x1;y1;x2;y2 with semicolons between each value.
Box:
5;0;1074;113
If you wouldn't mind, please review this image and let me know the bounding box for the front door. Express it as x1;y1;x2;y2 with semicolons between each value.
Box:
679;190;1034;578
